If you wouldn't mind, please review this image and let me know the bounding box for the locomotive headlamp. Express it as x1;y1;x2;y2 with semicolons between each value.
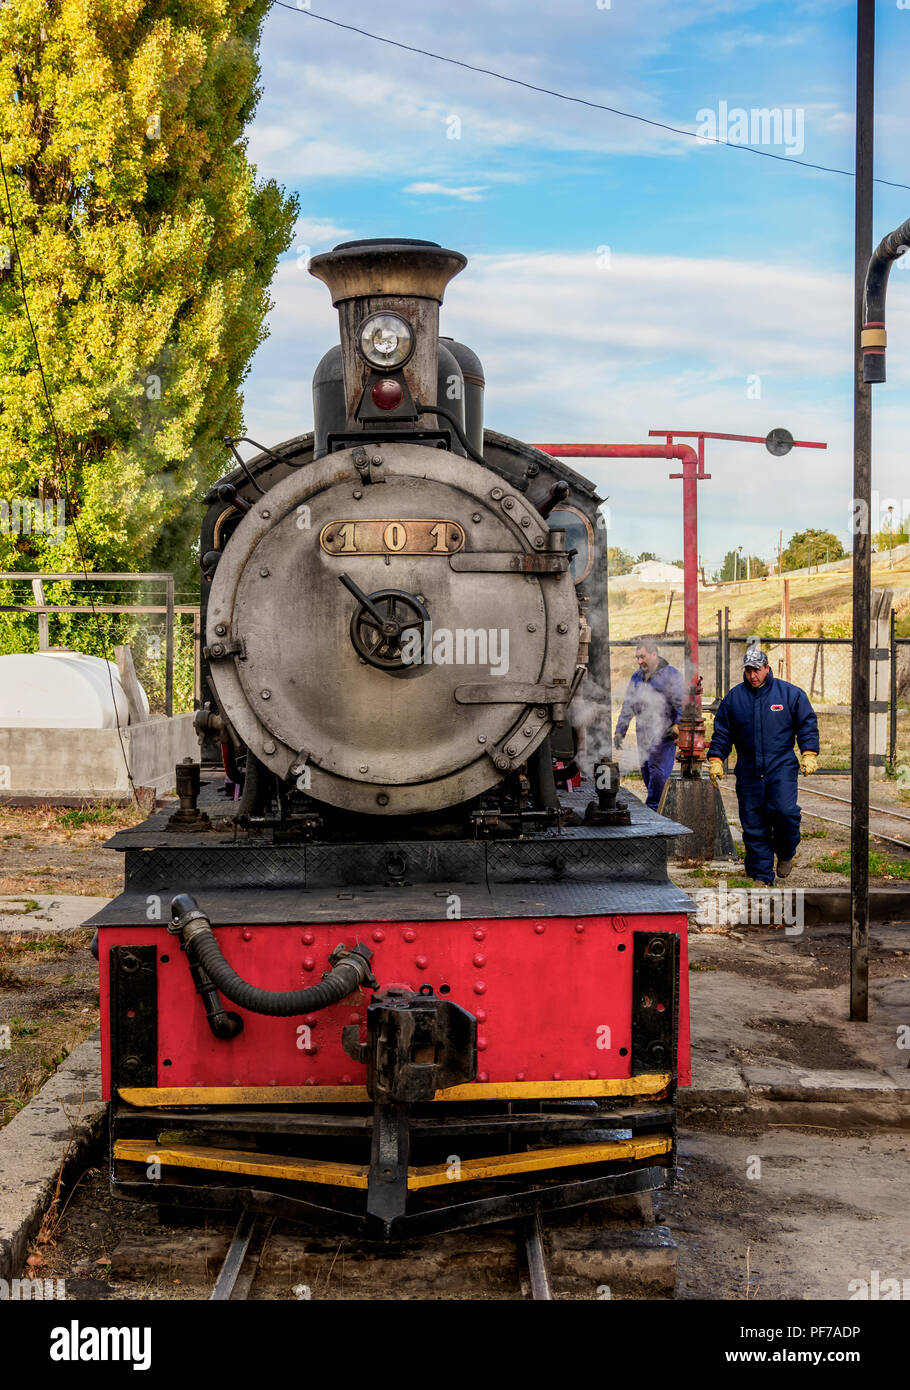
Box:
358;313;414;368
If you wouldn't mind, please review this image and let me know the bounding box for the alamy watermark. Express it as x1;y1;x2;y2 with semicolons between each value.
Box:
402;624;510;675
849;490;910;537
696;102;805;158
0;497;66;545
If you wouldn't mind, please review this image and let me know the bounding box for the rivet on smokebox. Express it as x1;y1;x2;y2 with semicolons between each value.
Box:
372;929;385;942
302;931;314;945
516;1072;526;1081
478;1071;489;1082
303;1015;318;1026
477;1037;487;1051
588;1071;598;1080
415;955;428;969
534;923;546;934
473;981;486;995
552;1072;562;1081
348;1012;361;1024
475;1009;487;1022
241;927;252;941
302;957;316;971
403;928;416;942
473;928;486;941
575;923;585;934
472;953;486;968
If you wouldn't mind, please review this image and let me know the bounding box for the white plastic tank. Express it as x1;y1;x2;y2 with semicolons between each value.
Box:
0;650;150;728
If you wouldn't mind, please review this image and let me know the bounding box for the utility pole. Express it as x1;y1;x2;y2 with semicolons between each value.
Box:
851;0;875;1023
888;504;894;567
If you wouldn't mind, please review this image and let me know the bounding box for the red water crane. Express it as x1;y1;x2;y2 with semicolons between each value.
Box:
533;429;827;771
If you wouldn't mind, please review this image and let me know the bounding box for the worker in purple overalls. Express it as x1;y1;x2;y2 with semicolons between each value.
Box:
613;638;683;811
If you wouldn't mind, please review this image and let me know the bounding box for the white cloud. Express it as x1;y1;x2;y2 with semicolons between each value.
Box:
404;182;488;201
242;246;910;565
291;216;355;248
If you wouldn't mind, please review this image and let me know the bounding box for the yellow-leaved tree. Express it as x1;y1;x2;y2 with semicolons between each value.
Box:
0;0;297;623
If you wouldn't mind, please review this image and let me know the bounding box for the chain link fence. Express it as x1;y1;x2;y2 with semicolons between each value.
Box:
0;573;199;715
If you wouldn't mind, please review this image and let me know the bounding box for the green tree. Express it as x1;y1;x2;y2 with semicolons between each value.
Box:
715;551;766;581
607;545;634;576
0;0;297;601
780;530;845;572
636;550;657;563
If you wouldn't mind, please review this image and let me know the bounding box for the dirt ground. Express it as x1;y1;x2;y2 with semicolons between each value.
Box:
0;929;100;1127
29;1123;910;1302
0;803;142;898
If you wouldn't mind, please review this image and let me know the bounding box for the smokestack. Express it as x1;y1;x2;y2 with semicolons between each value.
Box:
308;238;466;436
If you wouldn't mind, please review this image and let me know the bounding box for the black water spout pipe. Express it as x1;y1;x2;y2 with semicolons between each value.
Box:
168;894;377;1017
862;216;910;383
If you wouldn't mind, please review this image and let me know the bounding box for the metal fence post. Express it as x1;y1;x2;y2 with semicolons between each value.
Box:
890;607;897;771
165;574;175;718
715;609;722;700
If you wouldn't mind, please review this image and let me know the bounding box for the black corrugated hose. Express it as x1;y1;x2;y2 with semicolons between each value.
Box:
169;893;376;1017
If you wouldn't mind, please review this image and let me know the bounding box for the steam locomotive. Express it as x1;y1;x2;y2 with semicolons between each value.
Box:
89;238;693;1245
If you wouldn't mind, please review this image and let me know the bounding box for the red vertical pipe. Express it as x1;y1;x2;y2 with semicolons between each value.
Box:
681;442;699;691
533;442;701;691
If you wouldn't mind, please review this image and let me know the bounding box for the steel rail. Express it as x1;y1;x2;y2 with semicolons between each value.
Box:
210;1211;262;1300
521;1212;553;1300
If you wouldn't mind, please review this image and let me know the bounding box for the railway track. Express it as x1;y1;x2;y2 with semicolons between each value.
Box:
798;784;910;851
208;1209;561;1301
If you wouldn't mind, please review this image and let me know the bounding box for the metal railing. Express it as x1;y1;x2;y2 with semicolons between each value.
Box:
0;572;200;715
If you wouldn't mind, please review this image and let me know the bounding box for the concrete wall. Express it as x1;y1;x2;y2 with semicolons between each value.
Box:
0;713;197;801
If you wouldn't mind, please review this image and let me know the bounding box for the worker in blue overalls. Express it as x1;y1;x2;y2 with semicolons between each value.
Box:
613;637;683;811
707;647;819;886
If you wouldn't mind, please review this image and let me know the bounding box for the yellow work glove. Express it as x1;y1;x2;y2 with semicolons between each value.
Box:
707;757;724;787
667;724;679;743
800;750;818;776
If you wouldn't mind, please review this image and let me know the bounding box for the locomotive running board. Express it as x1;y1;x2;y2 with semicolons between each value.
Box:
113;1134;672;1189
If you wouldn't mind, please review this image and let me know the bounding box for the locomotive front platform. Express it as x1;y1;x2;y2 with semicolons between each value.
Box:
88;781;693;1243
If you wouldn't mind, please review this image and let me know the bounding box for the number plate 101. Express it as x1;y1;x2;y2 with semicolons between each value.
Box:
320;519;466;556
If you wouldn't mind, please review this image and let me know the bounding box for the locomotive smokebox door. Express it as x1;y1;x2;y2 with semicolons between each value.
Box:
205;441;582;815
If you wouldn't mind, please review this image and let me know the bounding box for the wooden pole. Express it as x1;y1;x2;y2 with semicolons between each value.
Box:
782;578;791;682
850;0;874;1023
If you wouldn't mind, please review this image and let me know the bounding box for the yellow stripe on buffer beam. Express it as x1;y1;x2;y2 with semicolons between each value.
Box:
118;1074;671;1108
113;1135;673;1191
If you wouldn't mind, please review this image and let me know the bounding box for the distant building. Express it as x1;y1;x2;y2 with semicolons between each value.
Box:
610;560;686;588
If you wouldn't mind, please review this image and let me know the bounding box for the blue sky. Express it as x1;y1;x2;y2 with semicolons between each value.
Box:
240;0;910;570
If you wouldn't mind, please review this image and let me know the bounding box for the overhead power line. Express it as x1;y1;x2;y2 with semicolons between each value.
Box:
272;3;910;193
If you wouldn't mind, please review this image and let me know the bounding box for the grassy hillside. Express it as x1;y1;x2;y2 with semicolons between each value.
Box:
609;552;910;642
